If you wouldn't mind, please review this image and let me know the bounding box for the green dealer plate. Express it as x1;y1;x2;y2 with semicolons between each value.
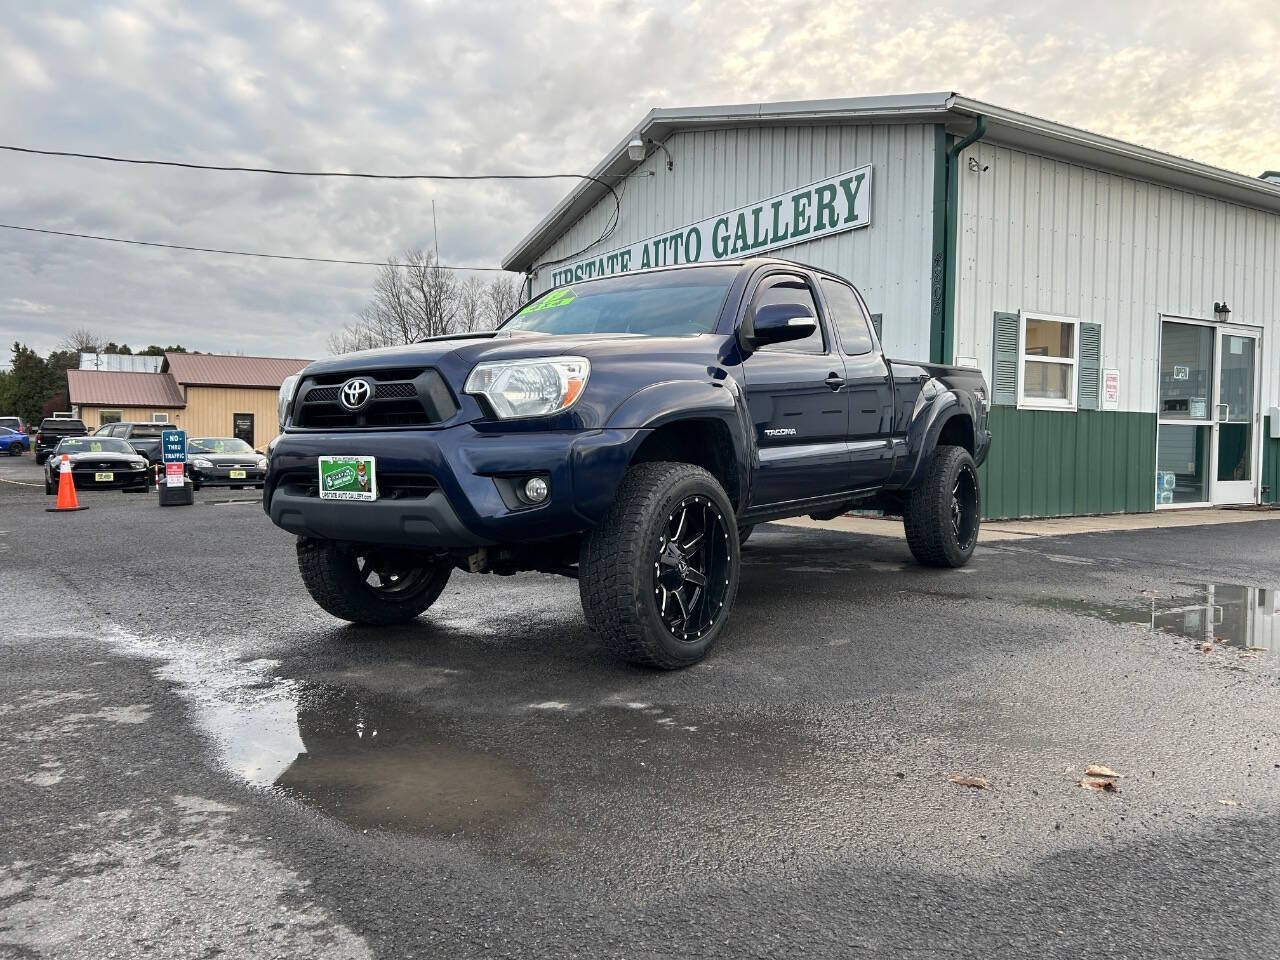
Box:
318;456;377;502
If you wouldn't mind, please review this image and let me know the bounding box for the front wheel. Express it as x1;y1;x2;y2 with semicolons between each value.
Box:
903;444;981;568
580;462;740;669
296;539;452;626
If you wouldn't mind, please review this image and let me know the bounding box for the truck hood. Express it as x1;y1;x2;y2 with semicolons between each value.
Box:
299;331;724;379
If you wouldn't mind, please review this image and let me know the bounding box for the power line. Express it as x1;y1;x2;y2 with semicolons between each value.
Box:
0;143;608;184
0;223;510;270
0;141;625;268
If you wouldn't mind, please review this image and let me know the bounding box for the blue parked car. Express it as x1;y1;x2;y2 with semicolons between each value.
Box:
0;426;29;456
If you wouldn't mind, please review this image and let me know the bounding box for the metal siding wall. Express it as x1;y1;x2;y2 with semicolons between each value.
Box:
955;142;1280;414
979;408;1157;519
77;406;182;430
531;123;936;360
183;387;282;449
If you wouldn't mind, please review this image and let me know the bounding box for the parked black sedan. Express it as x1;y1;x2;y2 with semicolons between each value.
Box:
43;437;152;495
186;437;267;490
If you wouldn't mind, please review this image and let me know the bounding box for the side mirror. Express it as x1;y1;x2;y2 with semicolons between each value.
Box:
748;302;818;348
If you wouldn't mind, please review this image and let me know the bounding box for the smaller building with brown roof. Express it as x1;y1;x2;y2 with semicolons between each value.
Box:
67;352;310;449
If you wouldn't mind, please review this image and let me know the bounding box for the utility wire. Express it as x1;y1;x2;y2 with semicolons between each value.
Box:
0;142;625;265
0;223;509;270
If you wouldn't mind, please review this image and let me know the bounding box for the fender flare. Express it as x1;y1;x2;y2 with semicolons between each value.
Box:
901;390;976;489
606;378;755;504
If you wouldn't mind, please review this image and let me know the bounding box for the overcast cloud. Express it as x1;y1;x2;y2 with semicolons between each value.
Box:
1;0;1277;363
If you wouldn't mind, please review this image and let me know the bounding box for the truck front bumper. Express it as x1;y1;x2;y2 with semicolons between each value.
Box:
265;425;647;549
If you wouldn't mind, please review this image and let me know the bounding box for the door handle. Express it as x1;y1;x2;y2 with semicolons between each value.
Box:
825;372;846;391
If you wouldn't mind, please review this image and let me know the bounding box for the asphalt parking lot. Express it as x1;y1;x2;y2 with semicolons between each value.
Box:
2;449;1278;959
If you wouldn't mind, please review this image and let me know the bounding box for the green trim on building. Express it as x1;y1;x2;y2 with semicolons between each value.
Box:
1263;416;1280;504
979;408;1156;519
928;124;949;364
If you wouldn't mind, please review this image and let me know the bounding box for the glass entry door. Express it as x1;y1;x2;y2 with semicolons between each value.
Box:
1157;319;1260;508
1213;328;1258;504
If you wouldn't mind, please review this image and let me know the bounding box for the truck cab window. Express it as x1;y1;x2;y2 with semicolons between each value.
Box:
820;279;874;355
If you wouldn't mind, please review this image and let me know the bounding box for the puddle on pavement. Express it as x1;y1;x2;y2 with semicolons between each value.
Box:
100;627;817;847
271;683;533;835
1037;582;1278;657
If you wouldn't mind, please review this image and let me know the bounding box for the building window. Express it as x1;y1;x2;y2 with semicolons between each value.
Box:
99;410;123;425
1019;313;1079;411
151;412;170;423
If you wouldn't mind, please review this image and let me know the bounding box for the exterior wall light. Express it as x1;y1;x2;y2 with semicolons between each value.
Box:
626;138;646;162
1214;301;1231;323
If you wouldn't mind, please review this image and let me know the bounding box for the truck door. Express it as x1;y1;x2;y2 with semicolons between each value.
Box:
741;272;851;507
819;278;896;487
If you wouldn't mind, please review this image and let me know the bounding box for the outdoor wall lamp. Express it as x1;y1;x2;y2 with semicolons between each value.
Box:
625;137;674;171
1214;301;1231;322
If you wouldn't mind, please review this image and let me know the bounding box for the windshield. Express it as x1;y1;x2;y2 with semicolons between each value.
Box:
502;268;736;337
189;438;254;455
127;424;170;438
56;437;133;455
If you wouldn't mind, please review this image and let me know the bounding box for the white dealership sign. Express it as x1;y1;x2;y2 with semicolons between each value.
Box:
546;165;872;287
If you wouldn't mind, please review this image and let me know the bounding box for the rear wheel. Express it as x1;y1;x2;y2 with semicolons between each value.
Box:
580;462;740;669
903;444;980;568
7;444;21;457
296;538;452;626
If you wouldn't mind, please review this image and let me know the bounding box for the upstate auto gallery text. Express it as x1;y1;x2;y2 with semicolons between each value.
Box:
546;164;872;287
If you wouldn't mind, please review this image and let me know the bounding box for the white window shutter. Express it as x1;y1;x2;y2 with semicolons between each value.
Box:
991;312;1020;406
1077;321;1102;410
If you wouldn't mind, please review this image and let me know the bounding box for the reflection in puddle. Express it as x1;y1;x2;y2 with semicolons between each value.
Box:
1041;582;1278;656
273;684;533;834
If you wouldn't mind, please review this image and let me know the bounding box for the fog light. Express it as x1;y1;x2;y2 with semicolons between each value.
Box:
523;476;549;503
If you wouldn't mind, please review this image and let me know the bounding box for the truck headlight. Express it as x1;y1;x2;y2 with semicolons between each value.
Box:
278;374;300;428
464;357;590;419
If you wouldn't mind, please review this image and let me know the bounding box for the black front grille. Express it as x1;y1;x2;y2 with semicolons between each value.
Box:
293;368;458;429
278;469;438;500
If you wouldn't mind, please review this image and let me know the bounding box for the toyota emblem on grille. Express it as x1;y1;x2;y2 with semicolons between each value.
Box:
339;378;373;411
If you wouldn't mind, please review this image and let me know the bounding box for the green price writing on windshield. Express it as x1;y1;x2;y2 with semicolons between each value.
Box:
518;287;575;315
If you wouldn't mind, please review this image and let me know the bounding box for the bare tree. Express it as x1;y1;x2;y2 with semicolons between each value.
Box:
59;326;104;354
455;276;486;333
484;275;524;327
329;250;526;354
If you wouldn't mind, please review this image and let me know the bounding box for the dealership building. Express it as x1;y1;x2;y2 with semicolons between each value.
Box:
503;93;1280;519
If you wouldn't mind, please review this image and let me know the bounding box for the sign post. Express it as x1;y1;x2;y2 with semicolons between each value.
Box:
158;428;194;506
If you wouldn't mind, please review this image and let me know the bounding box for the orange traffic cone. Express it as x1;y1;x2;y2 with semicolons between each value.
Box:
46;454;88;513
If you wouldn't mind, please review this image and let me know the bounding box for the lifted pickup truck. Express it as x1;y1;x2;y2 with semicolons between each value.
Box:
266;259;990;668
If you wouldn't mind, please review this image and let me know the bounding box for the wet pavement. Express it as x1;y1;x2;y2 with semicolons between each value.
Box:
1;460;1278;958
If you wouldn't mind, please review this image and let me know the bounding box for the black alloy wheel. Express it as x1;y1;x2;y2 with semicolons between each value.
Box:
296;538;452;626
353;551;439;599
652;495;732;642
950;462;979;552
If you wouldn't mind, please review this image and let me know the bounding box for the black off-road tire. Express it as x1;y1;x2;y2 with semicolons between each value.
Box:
296;538;452;626
903;444;981;568
579;461;740;669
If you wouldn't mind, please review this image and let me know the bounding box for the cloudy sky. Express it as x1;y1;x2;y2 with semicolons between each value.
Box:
1;0;1277;364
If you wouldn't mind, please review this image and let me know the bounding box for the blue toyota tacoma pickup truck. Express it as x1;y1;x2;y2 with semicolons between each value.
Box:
266;258;990;668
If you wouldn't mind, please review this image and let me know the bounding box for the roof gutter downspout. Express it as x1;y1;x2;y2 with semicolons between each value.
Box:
933;115;987;365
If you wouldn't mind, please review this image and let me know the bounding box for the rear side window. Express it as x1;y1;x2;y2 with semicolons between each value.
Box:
754;277;825;355
821;279;874;355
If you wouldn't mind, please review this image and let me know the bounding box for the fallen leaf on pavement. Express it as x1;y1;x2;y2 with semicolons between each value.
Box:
1200;643;1214;653
1080;777;1118;792
1083;764;1123;779
946;774;989;789
1218;799;1240;807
